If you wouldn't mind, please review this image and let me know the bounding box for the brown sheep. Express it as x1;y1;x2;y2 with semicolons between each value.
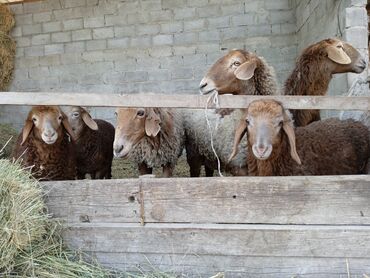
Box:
66;106;115;179
113;108;184;177
12;106;76;181
229;99;370;176
284;38;366;127
185;49;278;177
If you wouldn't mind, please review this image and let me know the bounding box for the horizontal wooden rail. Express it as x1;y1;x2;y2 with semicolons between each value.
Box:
1;92;370;110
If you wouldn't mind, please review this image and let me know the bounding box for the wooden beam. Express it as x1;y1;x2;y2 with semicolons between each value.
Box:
1;92;370;110
43;175;370;225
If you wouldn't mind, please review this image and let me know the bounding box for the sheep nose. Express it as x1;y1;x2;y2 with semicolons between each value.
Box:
257;145;267;155
114;144;123;155
199;80;207;90
44;131;55;138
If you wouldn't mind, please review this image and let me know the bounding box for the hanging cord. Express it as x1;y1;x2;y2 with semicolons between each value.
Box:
204;90;224;177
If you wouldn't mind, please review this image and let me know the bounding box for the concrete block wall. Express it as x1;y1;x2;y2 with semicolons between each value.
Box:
1;0;297;129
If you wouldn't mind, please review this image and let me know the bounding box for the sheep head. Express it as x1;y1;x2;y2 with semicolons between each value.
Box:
21;106;75;146
66;106;98;139
113;108;162;158
300;38;366;75
199;49;259;95
229;100;301;165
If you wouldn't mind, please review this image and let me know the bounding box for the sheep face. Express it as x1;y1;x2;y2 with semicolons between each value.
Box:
21;106;75;145
230;100;301;165
66;106;98;139
113;108;161;158
199;49;258;95
301;38;366;75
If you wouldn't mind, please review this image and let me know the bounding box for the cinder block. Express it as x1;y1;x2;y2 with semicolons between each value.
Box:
33;12;52;23
148;46;173;57
82;51;105;62
265;0;291;10
63;0;86;8
344;26;368;48
173;45;197;55
29;66;49;79
107;38;130;49
183;54;206;66
63;19;84;31
162;0;186;9
345;7;367;28
197;5;220;17
32;34;51;45
221;3;244;15
137;24;160;35
72;29;92;41
130;37;152;47
105;15;127;26
11;27;22;37
207;16;230;28
248;24;271;36
199;30;220;42
84;17;105;28
51;32;71;43
93;27;114;39
153;34;173;45
184;19;205;31
44;44;64;55
16;37;31;48
25;45;44;57
114;26;136;37
171;67;193;79
148;69;170;81
86;40;107;51
39;54;61;66
174;32;198;44
141;0;162;11
150;10;173;21
127;12;150;24
64;41;85;53
23;24;42;36
160;22;183;33
15;14;33;25
174;8;196;19
43;21;63;33
232;13;254;26
124;71;148;82
269;10;295;24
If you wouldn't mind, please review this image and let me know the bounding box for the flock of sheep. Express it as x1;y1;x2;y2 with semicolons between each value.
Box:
11;37;370;181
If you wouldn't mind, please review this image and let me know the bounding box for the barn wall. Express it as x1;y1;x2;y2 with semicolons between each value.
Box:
1;0;297;129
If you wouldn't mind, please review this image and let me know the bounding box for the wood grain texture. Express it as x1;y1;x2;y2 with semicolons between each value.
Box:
1;92;370;110
63;223;370;258
91;253;370;278
43;175;370;225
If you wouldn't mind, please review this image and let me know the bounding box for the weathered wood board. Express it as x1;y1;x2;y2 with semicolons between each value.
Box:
43;175;370;225
42;175;370;277
2;92;370;110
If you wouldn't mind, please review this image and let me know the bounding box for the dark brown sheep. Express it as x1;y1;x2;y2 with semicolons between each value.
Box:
12;106;76;181
230;100;370;176
284;38;366;127
66;106;115;179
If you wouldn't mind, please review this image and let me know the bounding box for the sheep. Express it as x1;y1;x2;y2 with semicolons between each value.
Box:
12;106;76;181
113;107;184;177
284;38;366;127
66;106;115;179
229;99;370;176
185;49;278;176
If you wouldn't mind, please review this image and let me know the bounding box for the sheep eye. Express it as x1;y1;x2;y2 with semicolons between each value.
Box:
114;111;118;117
137;110;145;117
233;61;241;67
32;117;37;122
58;115;62;121
279;120;283;126
72;112;79;118
245;119;250;125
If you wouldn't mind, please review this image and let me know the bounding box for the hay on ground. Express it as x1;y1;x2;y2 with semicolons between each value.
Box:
0;4;15;34
0;123;17;158
0;31;16;91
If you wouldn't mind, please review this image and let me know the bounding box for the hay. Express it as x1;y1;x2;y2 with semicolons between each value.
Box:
0;123;17;158
0;159;117;277
0;31;16;91
0;4;15;34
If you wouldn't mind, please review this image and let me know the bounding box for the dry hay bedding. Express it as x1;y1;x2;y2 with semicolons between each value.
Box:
0;4;15;34
0;159;116;277
0;31;15;91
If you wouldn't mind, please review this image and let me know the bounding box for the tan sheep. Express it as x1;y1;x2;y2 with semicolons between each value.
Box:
113;108;184;177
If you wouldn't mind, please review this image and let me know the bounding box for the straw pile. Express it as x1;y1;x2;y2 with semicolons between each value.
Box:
0;123;17;158
0;4;15;34
0;159;116;277
0;3;16;91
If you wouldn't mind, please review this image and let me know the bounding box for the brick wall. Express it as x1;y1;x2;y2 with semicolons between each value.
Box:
0;0;368;129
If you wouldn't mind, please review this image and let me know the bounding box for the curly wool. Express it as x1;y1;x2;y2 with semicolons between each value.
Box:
12;131;76;181
128;109;184;168
248;118;370;176
75;119;115;179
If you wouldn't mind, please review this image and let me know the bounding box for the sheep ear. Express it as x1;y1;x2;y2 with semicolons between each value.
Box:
228;117;248;162
327;45;351;65
234;60;257;80
21;120;34;145
82;111;98;130
61;112;77;141
145;108;161;137
282;110;301;165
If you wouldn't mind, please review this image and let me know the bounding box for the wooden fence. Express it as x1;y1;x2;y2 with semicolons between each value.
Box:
2;92;370;277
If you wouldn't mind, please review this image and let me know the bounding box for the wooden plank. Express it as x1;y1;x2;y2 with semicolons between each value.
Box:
42;179;141;224
43;175;370;225
91;253;370;278
63;223;370;258
141;175;370;225
1;92;370;110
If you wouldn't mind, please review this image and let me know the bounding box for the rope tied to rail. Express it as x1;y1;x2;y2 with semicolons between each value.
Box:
204;90;224;177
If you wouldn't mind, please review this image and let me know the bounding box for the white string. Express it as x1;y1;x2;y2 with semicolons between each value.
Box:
204;90;224;177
